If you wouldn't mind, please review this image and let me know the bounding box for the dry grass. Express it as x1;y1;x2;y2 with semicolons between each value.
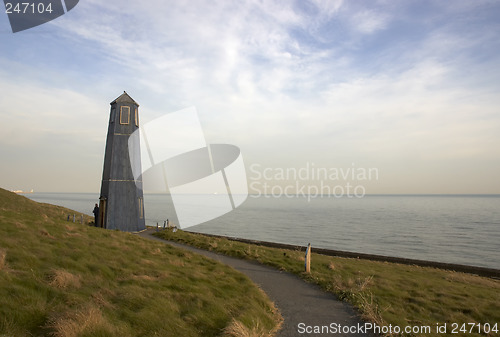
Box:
356;275;374;291
15;221;26;229
329;274;382;325
445;271;499;288
169;258;185;267
223;287;283;337
49;269;81;289
90;290;115;310
357;292;385;327
0;249;6;271
65;232;82;237
223;320;268;337
130;274;159;281
48;306;118;337
39;228;56;239
140;258;156;265
150;247;162;255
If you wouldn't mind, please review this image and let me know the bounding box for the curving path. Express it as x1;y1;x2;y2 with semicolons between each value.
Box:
139;228;375;337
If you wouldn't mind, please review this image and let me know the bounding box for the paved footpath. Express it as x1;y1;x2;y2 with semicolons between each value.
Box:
139;229;375;337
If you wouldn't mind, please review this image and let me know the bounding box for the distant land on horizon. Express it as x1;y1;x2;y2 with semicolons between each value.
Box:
17;190;500;197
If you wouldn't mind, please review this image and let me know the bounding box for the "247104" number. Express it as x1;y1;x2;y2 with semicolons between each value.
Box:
5;2;54;14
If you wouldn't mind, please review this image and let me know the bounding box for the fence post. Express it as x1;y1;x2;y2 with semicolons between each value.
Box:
81;215;84;224
305;243;311;273
156;222;159;232
73;214;75;223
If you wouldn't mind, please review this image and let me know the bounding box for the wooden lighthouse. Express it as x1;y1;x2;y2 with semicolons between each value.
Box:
98;92;146;232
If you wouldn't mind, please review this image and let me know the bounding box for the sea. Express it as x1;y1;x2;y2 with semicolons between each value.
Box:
24;193;500;270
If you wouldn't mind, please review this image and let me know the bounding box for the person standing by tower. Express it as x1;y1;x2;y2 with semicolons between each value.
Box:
93;203;99;226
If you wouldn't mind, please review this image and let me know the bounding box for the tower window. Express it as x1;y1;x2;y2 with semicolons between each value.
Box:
120;106;130;124
135;108;139;126
110;108;116;123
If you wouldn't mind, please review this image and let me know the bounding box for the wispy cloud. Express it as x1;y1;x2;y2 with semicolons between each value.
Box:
350;9;389;34
1;0;499;192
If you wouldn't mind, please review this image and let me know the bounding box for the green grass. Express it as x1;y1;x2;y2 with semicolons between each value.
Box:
155;230;500;337
0;188;282;337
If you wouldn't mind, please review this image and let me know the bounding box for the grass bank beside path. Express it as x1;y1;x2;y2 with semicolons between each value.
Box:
0;188;282;337
155;229;500;337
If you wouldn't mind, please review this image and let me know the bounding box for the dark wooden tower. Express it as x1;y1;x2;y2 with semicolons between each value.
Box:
98;92;146;232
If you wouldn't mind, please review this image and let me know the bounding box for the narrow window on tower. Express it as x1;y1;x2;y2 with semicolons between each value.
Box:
138;197;144;218
120;106;130;125
135;108;139;126
110;108;116;123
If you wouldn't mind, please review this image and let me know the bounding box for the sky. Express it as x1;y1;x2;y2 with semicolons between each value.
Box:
1;0;499;194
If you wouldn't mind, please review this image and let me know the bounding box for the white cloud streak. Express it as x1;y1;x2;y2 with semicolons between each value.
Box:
0;0;499;192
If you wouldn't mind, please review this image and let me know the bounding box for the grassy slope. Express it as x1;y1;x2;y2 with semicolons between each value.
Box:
156;230;500;337
0;188;281;337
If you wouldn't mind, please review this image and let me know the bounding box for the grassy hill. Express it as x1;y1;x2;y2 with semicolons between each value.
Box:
0;188;281;337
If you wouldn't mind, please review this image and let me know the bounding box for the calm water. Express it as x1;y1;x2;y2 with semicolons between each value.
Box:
25;193;500;270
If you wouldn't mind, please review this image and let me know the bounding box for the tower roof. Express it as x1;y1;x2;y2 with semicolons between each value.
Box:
110;91;139;106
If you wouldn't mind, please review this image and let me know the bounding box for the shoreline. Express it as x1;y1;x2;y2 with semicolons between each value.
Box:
24;191;500;272
184;230;500;279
